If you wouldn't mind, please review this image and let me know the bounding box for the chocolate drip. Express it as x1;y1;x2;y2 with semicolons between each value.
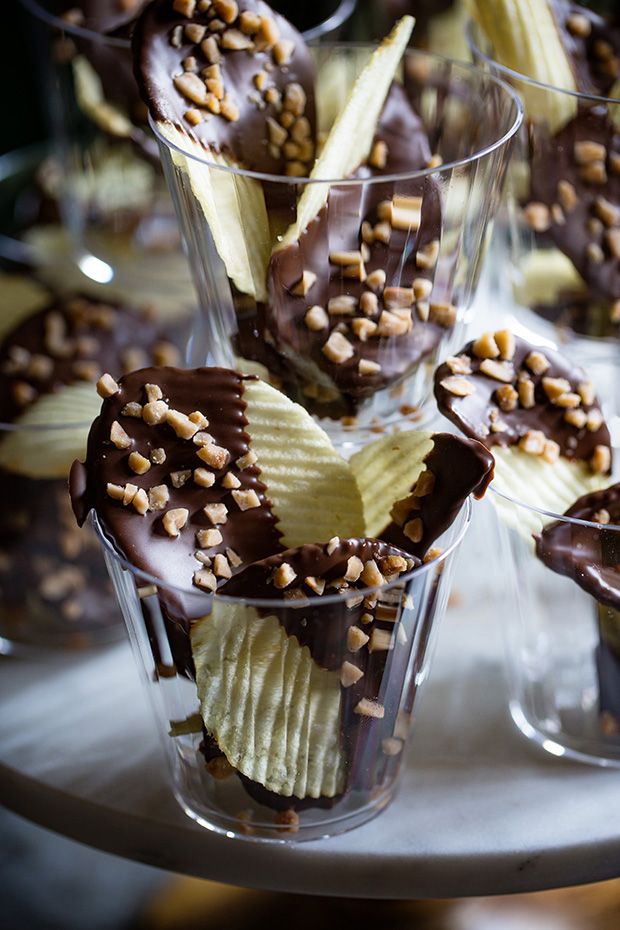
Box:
133;0;316;175
434;334;611;464
71;367;283;629
265;81;444;404
0;295;179;424
536;483;620;611
381;432;494;559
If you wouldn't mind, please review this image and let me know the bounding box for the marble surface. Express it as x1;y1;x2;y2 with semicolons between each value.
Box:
2;509;620;899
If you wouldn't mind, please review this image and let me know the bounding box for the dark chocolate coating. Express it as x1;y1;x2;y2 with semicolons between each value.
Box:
0;295;180;424
434;334;611;464
133;0;316;175
70;366;283;625
553;1;620;96
266;81;444;402
536;483;620;611
381;432;494;558
528;108;620;306
215;536;419;806
53;0;148;35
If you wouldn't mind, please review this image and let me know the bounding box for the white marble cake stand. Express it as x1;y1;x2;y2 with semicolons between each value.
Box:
2;512;620;899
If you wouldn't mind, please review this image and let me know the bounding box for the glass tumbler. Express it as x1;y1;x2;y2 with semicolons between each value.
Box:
490;487;620;767
0;418;122;653
153;47;522;441
469;21;620;350
95;499;471;841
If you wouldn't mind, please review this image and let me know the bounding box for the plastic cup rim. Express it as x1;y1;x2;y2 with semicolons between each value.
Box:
149;45;523;187
489;483;620;532
92;496;472;609
466;18;620;107
19;0;357;47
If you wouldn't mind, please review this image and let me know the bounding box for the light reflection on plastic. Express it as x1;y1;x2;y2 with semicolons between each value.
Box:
542;738;566;757
78;253;114;284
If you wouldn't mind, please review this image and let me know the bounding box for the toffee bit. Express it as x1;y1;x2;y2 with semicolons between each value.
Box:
340;661;363;688
354;698;385;719
162;508;189;537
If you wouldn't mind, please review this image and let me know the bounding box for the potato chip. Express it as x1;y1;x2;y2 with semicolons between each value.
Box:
243;378;365;546
0;273;50;343
0;383;101;479
192;604;346;799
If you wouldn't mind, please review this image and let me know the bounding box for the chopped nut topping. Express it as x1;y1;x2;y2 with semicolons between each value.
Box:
166;409;200;440
366;269;387;293
201;35;221;64
542;439;560;464
271;562;296;589
174;72;208;106
326;537;339;556
232;488;261;511
390;195;423;232
304;575;325;595
352;318;378;342
193;568;217;592
382;737;403;756
554;392;581;409
557;179;578;212
197;527;223;548
137;584;158;600
587;409;604;432
347;626;370;652
197;443;229;469
106;483;125;501
213;553;232;579
340;661;364;688
606;229;620;259
204;502;228;525
291;269;317;296
327;295;357;316
226;548;242;568
429;302;457;327
273;39;295;66
523;202;551;232
193;431;215;447
383;286;414;309
122;402;143;418
375;603;399;621
322;331;354;364
236;450;257;470
416;239;440;270
594;196;620;227
170;470;192;488
193;467;215;487
128;452;151;475
145;383;163;403
110;420;132;449
496;384;518;412
518;377;535;409
173;0;196;14
143;400;169;425
445;355;472;376
369;628;394;653
123;483;138;506
574;140;606;164
96;373;120;398
403;517;423;544
361;559;384;587
524;351;550;375
591;444;611;474
221;472;241;489
494;330;516;360
344;555;364;582
358;358;381;376
304;305;329;331
566;12;591;36
580;161;607;185
519;429;546;456
564;408;587;429
354;698;385;719
377;309;411;337
132;488;149;515
148;485;169;510
479;359;514;382
587;242;605;264
472;332;500;360
594;509;611;525
162;508;189;537
440;375;475;397
542;376;571;401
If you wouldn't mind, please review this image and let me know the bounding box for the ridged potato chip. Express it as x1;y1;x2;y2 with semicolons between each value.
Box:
0;273;50;343
243;378;365;546
192;604;346;799
0;383;101;479
348;430;434;537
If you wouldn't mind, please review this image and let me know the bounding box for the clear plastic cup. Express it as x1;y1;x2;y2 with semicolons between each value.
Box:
468;20;620;349
152;47;522;441
0;419;122;653
94;498;471;840
488;486;620;767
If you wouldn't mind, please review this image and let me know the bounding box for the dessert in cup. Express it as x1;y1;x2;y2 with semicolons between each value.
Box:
469;0;620;344
132;0;521;437
0;281;182;651
434;327;620;764
71;363;493;838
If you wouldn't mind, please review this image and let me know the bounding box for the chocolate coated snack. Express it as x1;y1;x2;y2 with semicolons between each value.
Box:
133;0;317;176
434;330;611;474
